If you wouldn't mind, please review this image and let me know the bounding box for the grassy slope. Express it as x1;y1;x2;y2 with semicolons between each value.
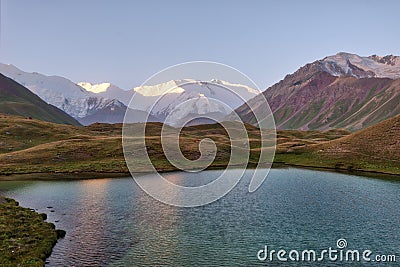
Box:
0;116;262;174
0;113;398;177
0;197;59;266
0;114;126;174
276;115;400;175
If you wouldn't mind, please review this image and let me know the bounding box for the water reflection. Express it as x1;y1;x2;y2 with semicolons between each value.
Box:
112;174;181;266
0;169;399;266
71;179;110;265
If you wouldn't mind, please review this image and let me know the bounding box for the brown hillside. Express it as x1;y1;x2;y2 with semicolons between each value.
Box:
313;114;400;164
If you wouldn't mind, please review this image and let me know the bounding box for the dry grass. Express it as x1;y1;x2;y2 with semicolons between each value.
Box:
1;113;398;177
275;115;400;175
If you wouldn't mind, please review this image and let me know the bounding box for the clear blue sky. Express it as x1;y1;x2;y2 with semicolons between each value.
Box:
1;0;399;90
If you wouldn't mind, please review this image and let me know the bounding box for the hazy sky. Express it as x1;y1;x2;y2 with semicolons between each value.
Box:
1;0;399;90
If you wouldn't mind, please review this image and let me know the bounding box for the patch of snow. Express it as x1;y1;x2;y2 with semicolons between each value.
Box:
133;80;185;96
78;82;111;93
321;52;400;79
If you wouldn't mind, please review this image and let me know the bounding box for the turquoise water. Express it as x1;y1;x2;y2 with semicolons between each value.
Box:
0;168;399;266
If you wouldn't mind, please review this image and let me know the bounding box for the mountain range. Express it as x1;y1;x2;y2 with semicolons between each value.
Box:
236;52;400;131
0;64;258;126
1;52;399;130
79;79;259;126
0;64;155;125
0;73;80;125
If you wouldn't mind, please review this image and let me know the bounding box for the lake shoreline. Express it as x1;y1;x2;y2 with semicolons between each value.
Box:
2;168;399;266
0;196;65;266
273;162;400;180
1;163;399;181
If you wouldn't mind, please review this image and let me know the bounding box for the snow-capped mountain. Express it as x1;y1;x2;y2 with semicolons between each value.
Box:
77;98;159;125
0;73;80;126
163;93;230;126
0;63;258;126
320;52;400;79
78;82;134;106
236;52;400;131
82;79;259;126
0;63;151;125
139;79;259;126
132;79;259;115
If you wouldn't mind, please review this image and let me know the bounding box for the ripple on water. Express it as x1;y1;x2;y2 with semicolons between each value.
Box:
0;169;399;266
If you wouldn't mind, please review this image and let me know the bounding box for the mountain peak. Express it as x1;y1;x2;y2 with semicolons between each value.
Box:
78;82;112;93
236;52;400;131
319;52;400;79
133;80;185;96
133;79;259;98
